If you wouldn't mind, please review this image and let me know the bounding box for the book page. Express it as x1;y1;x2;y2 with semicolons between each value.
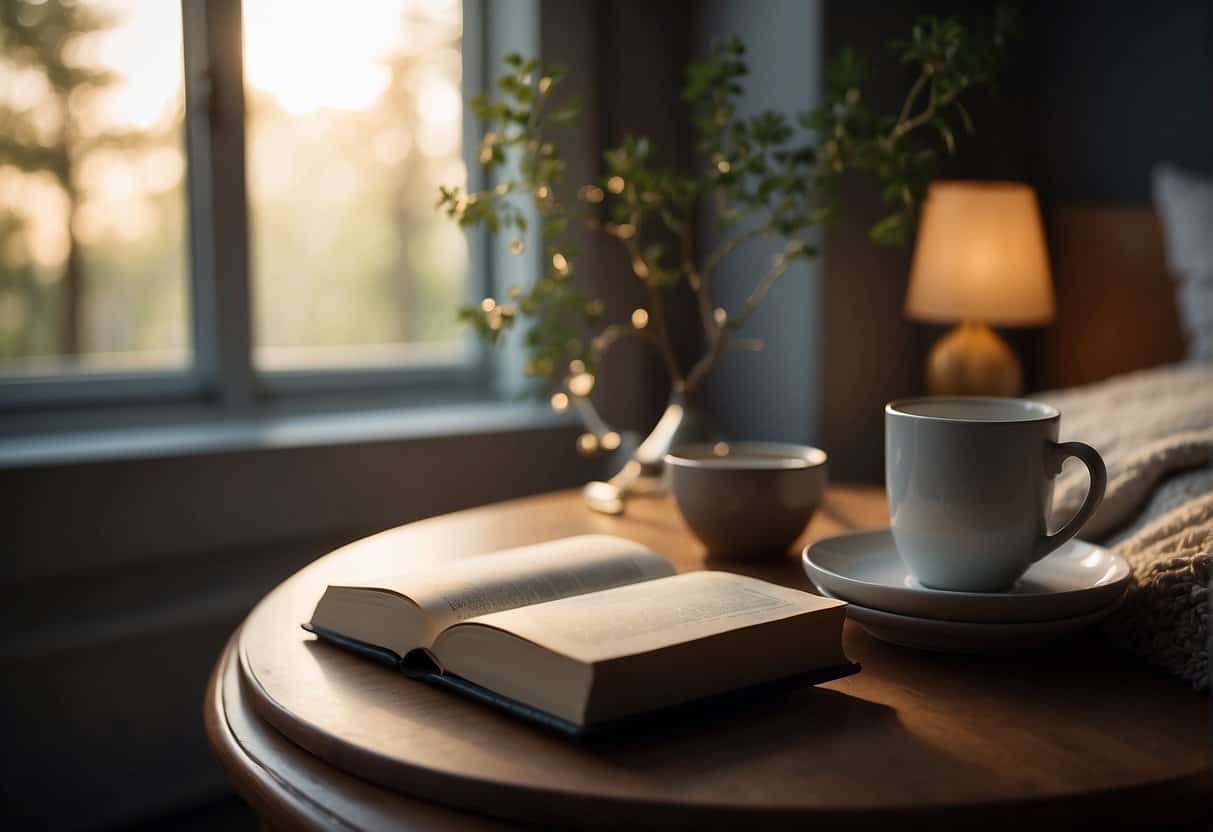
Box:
345;535;674;643
459;570;844;664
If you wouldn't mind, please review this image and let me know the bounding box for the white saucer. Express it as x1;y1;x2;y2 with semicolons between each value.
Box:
816;585;1124;652
803;529;1130;623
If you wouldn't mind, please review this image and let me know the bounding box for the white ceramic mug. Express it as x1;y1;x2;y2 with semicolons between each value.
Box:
885;397;1106;592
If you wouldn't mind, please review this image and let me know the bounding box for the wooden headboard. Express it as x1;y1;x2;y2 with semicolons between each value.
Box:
1034;204;1186;390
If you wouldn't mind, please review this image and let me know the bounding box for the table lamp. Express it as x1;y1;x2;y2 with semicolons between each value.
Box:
905;181;1054;396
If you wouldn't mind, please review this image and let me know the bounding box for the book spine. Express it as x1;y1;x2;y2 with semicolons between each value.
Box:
421;672;584;736
303;624;404;669
302;623;583;735
302;622;862;740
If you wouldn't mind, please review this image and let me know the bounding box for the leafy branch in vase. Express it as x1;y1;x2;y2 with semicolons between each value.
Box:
438;9;1013;445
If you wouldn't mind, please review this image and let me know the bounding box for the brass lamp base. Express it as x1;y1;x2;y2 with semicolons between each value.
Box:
925;321;1022;396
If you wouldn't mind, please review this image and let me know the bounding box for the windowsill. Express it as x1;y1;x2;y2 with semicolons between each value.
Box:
0;398;573;470
3;392;597;589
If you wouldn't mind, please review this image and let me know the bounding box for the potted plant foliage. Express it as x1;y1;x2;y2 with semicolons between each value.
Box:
438;9;1013;511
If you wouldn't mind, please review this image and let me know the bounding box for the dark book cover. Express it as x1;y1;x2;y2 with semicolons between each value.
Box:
303;623;861;738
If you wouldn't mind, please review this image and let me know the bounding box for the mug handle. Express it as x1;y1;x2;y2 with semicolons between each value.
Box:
1032;441;1107;562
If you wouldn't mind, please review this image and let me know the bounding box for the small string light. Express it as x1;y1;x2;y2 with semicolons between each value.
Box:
479;133;497;164
632;257;650;280
538;76;552;94
716;159;731;174
606;176;625;194
568;372;595;397
578;185;605;203
550;392;569;413
631;308;649;329
569;359;586;374
576;433;600;455
613;223;636;239
713;441;730;456
552;252;570;275
495;182;510;195
509;239;525;255
535;185;550;200
713;307;728;325
480;298;497;313
601;431;622;451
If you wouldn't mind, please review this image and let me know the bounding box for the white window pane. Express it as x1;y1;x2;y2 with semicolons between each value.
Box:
244;0;469;370
0;0;189;377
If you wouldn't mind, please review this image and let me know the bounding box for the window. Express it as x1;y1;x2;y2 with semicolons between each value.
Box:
243;0;469;371
0;0;485;417
0;0;189;376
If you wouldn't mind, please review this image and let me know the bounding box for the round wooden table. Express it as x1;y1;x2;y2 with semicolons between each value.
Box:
206;487;1211;830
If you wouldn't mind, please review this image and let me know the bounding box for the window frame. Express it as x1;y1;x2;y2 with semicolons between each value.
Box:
0;0;499;423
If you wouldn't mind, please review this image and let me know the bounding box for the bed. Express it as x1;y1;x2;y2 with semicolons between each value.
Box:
1035;164;1211;690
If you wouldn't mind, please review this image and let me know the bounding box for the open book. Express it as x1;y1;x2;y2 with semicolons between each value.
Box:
305;535;856;734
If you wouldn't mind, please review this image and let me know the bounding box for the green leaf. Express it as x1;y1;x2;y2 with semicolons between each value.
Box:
932;117;956;153
869;213;907;246
955;100;976;135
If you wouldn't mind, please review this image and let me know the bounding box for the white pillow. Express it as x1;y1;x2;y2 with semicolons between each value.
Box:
1152;163;1213;361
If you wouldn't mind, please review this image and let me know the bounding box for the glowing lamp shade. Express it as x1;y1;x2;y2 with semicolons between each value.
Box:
906;182;1054;326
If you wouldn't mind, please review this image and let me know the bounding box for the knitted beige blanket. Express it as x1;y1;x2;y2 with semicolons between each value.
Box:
1041;363;1213;690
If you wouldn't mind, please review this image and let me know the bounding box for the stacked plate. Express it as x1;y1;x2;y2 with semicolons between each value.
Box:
802;530;1131;652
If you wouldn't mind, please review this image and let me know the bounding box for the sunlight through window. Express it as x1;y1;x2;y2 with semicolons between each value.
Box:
0;0;188;375
244;0;469;369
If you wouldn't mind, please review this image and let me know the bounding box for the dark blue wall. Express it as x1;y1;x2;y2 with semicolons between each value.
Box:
1025;0;1212;201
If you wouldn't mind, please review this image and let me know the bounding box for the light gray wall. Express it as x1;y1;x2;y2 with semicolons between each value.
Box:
484;0;545;399
696;0;824;445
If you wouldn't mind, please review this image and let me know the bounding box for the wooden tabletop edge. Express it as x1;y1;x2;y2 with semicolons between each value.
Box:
207;632;358;831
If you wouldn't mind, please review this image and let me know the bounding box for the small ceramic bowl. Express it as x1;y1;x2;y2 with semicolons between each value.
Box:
665;442;828;559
